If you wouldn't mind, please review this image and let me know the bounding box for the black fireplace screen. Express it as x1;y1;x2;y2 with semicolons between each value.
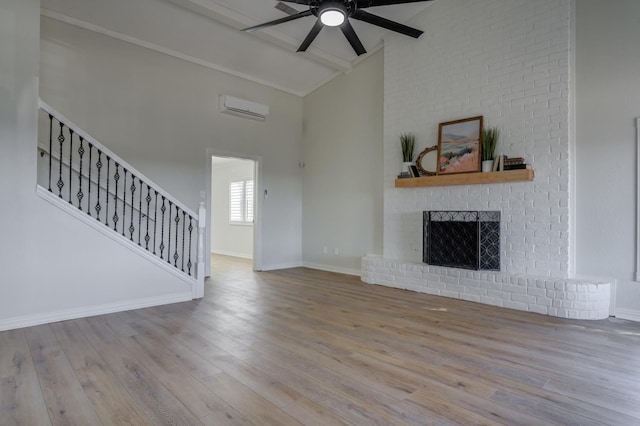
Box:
423;211;500;271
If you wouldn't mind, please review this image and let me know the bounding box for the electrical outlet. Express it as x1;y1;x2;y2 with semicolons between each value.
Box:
323;246;328;254
334;248;339;255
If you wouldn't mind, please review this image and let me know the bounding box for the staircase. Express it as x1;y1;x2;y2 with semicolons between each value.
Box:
36;100;205;299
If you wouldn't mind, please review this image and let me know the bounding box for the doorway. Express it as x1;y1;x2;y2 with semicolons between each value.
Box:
210;156;256;264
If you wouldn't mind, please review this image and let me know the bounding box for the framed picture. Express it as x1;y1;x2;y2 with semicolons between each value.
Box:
437;116;483;175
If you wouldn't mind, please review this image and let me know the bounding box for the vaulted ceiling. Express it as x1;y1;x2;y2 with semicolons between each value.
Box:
41;0;434;96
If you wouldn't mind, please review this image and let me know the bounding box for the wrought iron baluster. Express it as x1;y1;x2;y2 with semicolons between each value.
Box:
87;143;93;216
187;217;193;276
145;186;151;250
57;122;65;198
138;178;143;246
167;201;173;264
68;129;74;203
181;211;186;272
95;151;103;220
122;169;127;236
113;164;120;231
105;158;110;226
174;209;180;268
160;196;166;259
77;137;85;210
153;191;158;255
129;175;136;241
48;114;53;192
39;114;206;278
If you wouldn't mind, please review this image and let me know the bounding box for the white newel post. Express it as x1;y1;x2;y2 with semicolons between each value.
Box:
195;201;206;299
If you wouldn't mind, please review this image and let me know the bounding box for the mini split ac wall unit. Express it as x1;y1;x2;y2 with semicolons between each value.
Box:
219;95;270;121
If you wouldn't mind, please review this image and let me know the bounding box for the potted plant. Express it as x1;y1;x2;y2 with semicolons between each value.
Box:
400;133;415;173
481;126;499;172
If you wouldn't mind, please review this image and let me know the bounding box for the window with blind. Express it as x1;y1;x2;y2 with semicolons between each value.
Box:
229;180;254;225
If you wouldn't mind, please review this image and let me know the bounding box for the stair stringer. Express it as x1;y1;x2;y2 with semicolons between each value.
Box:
37;185;196;286
0;188;195;331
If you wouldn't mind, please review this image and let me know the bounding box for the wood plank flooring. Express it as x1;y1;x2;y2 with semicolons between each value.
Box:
2;254;640;425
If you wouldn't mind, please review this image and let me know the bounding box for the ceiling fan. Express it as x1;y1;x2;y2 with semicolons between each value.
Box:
243;0;434;56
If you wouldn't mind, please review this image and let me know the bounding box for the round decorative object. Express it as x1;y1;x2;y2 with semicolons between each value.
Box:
416;145;438;176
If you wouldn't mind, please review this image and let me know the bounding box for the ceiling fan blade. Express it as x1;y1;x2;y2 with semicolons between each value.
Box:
278;0;313;4
352;10;423;38
275;2;302;16
243;10;313;32
340;21;367;56
357;0;433;7
297;20;324;52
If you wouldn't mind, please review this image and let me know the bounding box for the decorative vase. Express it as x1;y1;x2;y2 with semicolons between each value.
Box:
482;160;494;172
402;161;413;174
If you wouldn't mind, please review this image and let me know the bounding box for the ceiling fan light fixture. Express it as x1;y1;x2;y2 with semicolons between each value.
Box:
244;0;430;56
320;8;346;27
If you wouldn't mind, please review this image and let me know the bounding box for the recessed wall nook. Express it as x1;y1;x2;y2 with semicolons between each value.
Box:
362;0;612;320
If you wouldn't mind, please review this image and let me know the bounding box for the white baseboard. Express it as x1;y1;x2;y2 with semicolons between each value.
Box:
0;292;193;332
302;262;361;277
260;261;303;271
615;308;640;322
211;250;253;260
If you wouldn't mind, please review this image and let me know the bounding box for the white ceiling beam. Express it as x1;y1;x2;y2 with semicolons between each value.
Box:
163;0;353;73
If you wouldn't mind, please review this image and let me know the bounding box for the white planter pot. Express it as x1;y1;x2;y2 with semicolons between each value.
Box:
482;160;494;172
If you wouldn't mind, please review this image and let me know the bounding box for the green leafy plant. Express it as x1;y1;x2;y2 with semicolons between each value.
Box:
481;126;499;161
400;133;416;162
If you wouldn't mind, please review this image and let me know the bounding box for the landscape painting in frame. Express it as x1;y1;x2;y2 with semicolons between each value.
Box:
437;116;483;175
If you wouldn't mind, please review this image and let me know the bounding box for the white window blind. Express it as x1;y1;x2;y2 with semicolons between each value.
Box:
229;180;254;224
245;180;254;222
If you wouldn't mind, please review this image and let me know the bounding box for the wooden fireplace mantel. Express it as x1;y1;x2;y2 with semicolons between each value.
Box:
395;169;534;188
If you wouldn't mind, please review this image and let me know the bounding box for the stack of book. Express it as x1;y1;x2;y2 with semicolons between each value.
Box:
493;155;531;171
503;157;529;170
398;165;421;178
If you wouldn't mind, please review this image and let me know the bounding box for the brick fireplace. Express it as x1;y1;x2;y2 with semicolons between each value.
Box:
361;0;611;319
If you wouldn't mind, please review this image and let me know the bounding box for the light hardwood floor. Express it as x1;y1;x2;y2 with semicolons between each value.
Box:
2;255;640;425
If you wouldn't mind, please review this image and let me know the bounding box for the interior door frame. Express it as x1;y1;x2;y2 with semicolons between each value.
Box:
205;148;262;275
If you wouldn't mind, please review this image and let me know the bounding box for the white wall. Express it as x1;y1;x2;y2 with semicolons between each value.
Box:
0;0;192;331
211;158;254;259
383;0;571;277
39;16;303;271
575;0;640;316
301;50;384;275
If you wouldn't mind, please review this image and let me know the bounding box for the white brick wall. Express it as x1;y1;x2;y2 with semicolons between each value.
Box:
383;0;572;277
371;0;599;317
362;256;611;320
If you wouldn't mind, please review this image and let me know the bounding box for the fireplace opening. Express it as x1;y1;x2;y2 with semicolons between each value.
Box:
423;211;500;271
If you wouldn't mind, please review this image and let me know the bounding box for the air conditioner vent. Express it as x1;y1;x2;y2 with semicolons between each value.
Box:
219;95;269;121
